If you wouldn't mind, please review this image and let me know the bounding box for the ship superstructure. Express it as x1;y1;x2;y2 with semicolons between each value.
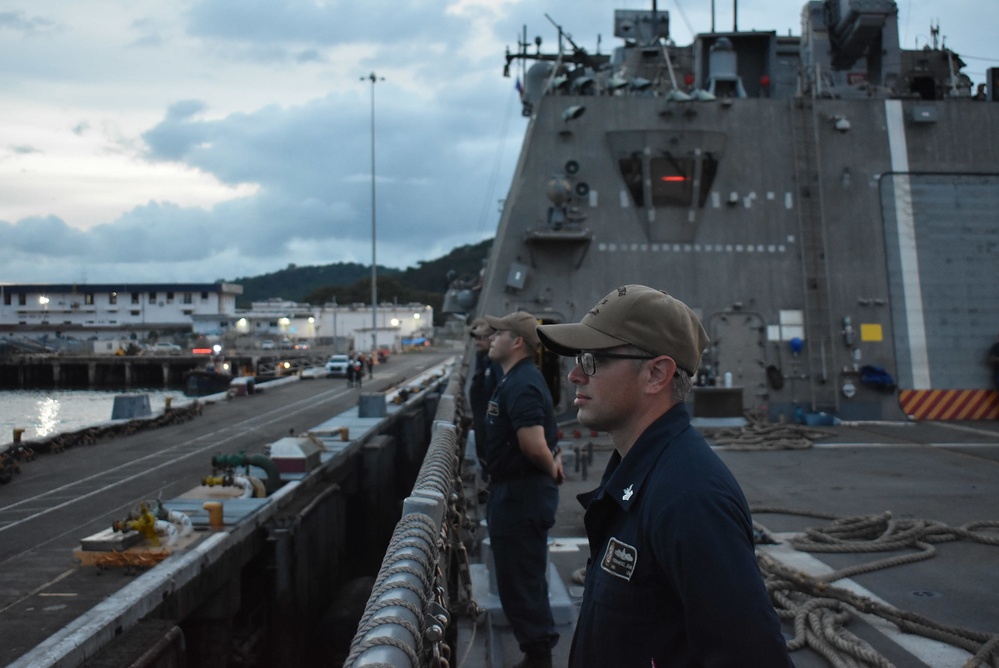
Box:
462;0;999;422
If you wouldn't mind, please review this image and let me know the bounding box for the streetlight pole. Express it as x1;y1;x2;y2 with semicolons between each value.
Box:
364;71;383;356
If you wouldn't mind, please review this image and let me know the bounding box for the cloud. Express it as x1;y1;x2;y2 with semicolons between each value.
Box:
0;11;57;35
184;0;463;47
0;215;92;256
8;145;41;156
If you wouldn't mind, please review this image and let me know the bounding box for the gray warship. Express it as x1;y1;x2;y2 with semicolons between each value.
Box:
451;0;999;424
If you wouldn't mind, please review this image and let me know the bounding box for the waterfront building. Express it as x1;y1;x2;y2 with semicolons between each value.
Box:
232;299;435;352
0;282;242;339
0;283;434;354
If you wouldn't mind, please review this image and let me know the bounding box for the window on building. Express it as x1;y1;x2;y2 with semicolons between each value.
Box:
183;293;193;304
18;293;26;306
85;294;94;305
149;292;157;303
166;292;174;303
131;292;140;304
131;310;141;316
109;292;117;305
4;293;11;305
202;292;210;300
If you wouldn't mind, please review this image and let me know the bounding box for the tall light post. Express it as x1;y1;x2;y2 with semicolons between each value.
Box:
363;71;383;355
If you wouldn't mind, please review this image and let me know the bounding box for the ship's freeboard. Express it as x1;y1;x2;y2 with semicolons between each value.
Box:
453;0;999;422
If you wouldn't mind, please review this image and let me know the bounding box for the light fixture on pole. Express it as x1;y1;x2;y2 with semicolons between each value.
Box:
363;71;384;355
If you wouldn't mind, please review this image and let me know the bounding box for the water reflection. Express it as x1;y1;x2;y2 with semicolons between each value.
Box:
36;397;61;438
1;390;184;442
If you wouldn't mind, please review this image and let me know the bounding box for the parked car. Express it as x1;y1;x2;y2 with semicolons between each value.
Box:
152;342;182;353
280;338;293;349
261;339;276;350
325;354;350;377
377;347;390;363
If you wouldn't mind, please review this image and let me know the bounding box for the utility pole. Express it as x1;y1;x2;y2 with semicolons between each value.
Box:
363;72;384;355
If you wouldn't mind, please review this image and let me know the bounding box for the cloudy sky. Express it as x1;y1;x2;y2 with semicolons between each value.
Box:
1;0;994;285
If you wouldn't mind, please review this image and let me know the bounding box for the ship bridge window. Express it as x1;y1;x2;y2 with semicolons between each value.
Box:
619;154;644;207
651;156;695;207
619;152;719;208
909;76;937;100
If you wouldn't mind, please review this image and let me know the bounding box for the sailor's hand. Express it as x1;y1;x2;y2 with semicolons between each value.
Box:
552;447;565;485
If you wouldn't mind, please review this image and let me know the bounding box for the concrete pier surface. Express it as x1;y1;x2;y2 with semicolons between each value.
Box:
0;350;454;667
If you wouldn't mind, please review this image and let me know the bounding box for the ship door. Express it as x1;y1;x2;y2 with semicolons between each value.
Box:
710;312;768;410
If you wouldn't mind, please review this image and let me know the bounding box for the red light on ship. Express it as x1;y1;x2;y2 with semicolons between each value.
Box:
683;73;695;86
192;348;213;355
661;176;687;182
760;75;771;88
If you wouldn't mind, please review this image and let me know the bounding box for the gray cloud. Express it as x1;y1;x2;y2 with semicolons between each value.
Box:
8;145;41;155
0;216;92;256
0;11;57;35
184;0;464;47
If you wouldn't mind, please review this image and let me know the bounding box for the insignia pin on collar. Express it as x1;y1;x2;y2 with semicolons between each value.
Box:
622;484;634;501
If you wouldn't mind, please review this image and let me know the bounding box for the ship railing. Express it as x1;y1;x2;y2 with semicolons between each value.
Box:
344;370;469;668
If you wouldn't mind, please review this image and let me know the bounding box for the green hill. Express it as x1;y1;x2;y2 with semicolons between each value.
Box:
230;239;491;324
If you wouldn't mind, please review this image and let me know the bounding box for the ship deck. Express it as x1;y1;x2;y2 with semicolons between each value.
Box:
460;417;999;668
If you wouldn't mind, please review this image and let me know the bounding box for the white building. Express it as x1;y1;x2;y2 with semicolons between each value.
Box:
231;299;434;352
0;282;242;338
0;283;433;353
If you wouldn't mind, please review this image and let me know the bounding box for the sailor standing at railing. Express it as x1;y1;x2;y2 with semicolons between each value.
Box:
537;286;794;668
468;318;501;458
481;310;564;668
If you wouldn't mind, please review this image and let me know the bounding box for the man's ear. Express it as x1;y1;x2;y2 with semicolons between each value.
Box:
645;356;678;393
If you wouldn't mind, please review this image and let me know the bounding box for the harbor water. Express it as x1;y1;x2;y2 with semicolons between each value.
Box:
0;389;186;445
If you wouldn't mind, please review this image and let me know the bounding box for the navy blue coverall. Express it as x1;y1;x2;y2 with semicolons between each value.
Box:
482;357;560;655
568;403;793;667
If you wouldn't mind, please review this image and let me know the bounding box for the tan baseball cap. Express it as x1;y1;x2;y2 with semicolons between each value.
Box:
536;285;709;374
484;311;541;348
469;318;494;337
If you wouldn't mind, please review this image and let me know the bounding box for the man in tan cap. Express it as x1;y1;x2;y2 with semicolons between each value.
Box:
481;310;563;668
536;285;792;668
467;317;500;448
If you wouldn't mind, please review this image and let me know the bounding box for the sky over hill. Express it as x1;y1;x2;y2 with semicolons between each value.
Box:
1;0;994;284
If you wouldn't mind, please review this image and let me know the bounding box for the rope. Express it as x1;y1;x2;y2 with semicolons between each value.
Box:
754;509;999;667
702;412;832;450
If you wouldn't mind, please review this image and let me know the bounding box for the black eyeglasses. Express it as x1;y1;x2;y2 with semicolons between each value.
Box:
574;351;654;376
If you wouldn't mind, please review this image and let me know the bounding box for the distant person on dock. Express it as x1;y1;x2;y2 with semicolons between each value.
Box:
988;332;999;392
365;353;374;379
467;318;501;455
537;285;793;668
482;310;563;668
353;357;364;387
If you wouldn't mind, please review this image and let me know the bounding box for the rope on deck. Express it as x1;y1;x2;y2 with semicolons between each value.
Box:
701;412;833;450
753;508;999;667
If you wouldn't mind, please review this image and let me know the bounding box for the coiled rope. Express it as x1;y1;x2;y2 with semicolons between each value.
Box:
702;412;832;451
753;508;999;667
